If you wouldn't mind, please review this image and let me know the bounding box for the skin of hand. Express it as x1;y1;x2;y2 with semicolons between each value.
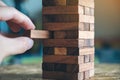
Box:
0;1;35;63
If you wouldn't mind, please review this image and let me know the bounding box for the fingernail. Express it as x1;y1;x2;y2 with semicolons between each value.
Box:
27;39;34;50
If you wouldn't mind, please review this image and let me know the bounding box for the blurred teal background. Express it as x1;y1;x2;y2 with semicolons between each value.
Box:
0;0;120;65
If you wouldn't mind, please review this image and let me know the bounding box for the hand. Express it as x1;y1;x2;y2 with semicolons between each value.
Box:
0;1;35;63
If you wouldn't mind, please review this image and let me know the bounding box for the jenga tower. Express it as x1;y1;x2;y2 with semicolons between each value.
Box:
42;0;95;80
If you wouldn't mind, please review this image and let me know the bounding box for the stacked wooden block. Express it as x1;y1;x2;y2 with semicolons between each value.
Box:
42;0;95;80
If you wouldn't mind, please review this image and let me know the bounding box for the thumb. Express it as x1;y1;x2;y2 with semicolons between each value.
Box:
0;35;34;60
8;37;34;55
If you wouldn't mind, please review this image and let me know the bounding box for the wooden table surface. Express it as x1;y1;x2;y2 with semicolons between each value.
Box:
0;64;120;80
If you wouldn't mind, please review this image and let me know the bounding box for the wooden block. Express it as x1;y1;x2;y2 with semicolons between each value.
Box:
67;0;94;8
50;31;94;39
55;47;67;55
89;69;94;77
85;39;94;47
43;71;84;80
79;62;94;72
83;23;90;31
54;63;67;72
43;0;66;6
43;6;84;15
42;62;94;72
90;54;94;62
43;47;74;56
79;6;84;15
43;47;54;55
43;22;78;31
79;31;94;39
79;47;95;55
67;47;79;56
54;30;78;39
43;14;78;22
84;7;90;15
24;30;50;39
90;23;94;31
43;47;62;55
42;63;67;72
43;39;94;47
42;63;66;72
84;71;90;79
43;39;78;47
43;47;94;56
67;47;95;56
43;55;84;64
90;8;94;16
79;39;94;48
43;14;94;23
43;0;94;8
67;62;94;73
79;15;94;23
42;63;55;71
79;23;84;31
66;64;79;73
43;22;93;31
84;55;90;63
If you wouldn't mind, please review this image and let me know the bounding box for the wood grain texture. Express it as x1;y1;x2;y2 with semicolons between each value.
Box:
43;0;66;6
43;39;78;47
43;71;85;80
66;62;94;72
43;14;94;23
84;70;90;79
43;39;94;47
85;7;91;15
43;47;94;56
43;0;94;8
79;31;94;39
79;62;94;72
43;22;93;31
43;22;78;31
54;31;94;39
54;30;78;39
67;0;94;8
79;15;94;23
24;30;50;39
42;63;67;72
43;55;84;64
79;39;94;47
42;62;93;73
43;70;94;80
43;6;84;15
67;47;95;56
42;0;95;79
43;47;72;55
79;47;94;55
89;69;94;77
55;47;67;55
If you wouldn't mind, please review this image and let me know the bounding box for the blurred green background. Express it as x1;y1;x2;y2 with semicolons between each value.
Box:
0;0;120;65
